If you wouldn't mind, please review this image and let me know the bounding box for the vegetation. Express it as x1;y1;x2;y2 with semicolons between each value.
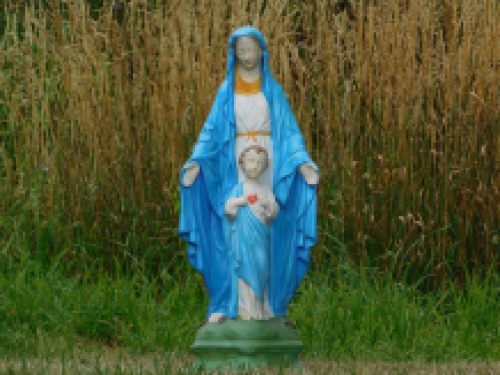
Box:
0;0;499;372
1;253;500;373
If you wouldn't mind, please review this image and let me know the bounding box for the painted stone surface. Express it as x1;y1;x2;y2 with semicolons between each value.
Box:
178;25;319;373
190;317;304;372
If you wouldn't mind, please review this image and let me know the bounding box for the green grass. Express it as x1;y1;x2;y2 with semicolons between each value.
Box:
2;162;498;374
0;254;204;357
1;234;500;364
1;187;500;365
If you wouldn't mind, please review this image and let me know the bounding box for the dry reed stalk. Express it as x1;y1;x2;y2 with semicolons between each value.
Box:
0;0;499;288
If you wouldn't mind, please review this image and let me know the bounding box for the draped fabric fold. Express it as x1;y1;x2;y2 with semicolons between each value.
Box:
178;26;318;319
223;183;270;316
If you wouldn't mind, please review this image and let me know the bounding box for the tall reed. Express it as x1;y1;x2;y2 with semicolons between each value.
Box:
0;0;498;291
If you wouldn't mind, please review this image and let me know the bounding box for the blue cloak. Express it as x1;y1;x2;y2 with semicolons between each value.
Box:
223;182;271;318
179;26;318;319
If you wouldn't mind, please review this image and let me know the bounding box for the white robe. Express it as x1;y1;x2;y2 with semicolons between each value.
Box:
234;92;275;320
209;92;276;323
234;92;273;188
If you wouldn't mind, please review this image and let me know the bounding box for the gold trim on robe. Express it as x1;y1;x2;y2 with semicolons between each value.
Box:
234;65;261;95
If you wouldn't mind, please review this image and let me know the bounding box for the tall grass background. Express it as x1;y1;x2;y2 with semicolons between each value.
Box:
0;0;499;296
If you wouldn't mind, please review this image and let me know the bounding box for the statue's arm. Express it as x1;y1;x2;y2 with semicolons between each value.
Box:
181;82;229;187
224;198;239;219
224;196;247;219
263;190;279;223
275;83;319;186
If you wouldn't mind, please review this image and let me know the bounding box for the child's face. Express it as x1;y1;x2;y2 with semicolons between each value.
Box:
242;149;266;179
235;36;262;71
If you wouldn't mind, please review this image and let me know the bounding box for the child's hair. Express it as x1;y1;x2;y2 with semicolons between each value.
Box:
238;145;269;171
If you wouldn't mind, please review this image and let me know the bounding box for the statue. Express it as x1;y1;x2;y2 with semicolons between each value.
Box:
178;25;319;371
223;145;279;322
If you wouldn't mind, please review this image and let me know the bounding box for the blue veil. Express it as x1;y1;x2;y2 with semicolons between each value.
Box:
179;26;318;319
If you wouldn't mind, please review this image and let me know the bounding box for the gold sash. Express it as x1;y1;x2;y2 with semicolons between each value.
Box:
236;131;271;142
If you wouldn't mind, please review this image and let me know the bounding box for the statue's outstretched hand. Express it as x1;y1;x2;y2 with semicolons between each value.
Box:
299;163;319;185
182;162;200;186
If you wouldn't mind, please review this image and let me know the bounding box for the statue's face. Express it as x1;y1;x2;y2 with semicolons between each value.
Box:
235;36;262;71
242;149;267;179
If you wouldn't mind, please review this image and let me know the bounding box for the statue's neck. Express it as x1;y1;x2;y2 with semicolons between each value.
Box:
237;64;261;83
244;177;260;185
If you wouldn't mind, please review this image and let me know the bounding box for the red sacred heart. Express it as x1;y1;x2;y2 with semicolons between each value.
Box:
248;194;258;205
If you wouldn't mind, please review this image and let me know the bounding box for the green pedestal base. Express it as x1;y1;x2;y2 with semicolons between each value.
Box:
189;317;305;373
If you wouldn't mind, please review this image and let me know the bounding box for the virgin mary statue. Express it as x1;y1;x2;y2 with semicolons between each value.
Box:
179;26;319;325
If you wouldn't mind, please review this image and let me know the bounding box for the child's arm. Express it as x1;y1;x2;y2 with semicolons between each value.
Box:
224;196;248;219
260;189;279;222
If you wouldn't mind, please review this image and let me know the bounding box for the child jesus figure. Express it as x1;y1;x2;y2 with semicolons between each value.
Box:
223;145;279;321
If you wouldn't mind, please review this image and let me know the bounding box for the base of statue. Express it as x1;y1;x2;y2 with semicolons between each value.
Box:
188;316;305;373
